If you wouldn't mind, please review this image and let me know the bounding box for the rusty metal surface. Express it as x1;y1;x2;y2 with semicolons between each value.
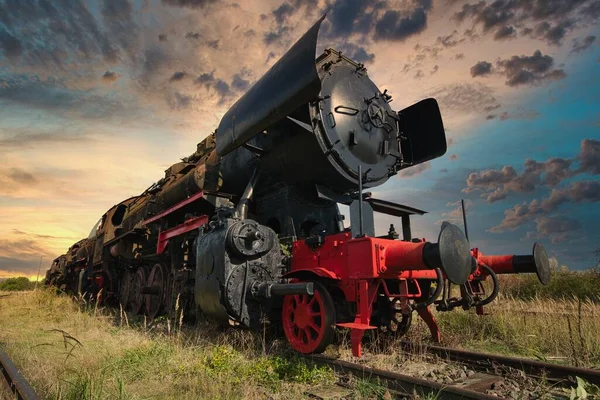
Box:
306;354;501;400
215;14;325;157
0;347;40;400
401;341;600;386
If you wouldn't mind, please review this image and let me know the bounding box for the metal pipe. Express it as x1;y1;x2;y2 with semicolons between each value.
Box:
461;199;469;241
237;169;260;219
383;222;471;285
477;242;551;285
357;164;364;237
414;268;444;309
251;282;314;299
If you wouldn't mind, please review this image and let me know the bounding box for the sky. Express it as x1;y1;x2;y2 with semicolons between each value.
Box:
0;0;599;278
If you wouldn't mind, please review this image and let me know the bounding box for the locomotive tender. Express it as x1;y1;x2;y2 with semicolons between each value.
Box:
45;15;550;357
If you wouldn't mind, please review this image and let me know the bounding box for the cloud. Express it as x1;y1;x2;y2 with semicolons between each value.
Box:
496;50;566;87
427;83;500;116
338;43;375;63
438;199;473;224
578;139;600;174
470;61;493;77
0;131;95;149
498;109;540;121
465;157;575;202
0;28;23;60
374;7;430;41
532;215;581;244
489;180;600;232
102;71;119;82
453;0;595;46
169;71;187;82
161;0;217;8
494;25;516;40
571;35;597;53
272;2;295;25
398;161;431;177
523;21;573;45
436;31;463;47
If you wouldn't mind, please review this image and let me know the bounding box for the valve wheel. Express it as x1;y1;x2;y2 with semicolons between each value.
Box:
130;267;147;315
282;281;335;354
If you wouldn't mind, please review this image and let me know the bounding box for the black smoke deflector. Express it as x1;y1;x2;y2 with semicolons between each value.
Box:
216;14;327;157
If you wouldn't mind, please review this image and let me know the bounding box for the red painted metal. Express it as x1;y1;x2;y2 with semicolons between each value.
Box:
282;267;341;280
416;306;440;343
290;232;448;356
477;253;515;274
142;190;205;226
156;215;208;255
291;233;440;279
282;292;328;354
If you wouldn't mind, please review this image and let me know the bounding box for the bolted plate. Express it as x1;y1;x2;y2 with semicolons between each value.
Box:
313;51;400;187
533;242;551;285
437;222;471;285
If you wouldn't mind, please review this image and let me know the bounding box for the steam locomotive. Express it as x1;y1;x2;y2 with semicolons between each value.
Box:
45;15;551;357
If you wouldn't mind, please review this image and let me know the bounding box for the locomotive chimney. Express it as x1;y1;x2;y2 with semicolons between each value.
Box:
383;222;472;285
478;242;551;285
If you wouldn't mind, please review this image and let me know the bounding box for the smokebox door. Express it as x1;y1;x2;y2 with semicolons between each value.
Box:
398;98;447;167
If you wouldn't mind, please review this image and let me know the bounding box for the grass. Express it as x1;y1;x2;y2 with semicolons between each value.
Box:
2;268;600;399
0;289;336;400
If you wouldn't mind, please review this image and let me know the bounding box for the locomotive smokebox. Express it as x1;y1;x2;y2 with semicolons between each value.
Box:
215;13;448;196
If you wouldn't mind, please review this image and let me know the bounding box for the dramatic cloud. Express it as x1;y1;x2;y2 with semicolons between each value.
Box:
470;61;492;77
496;50;566;87
466;139;600;204
489;180;600;232
453;0;596;46
324;0;433;43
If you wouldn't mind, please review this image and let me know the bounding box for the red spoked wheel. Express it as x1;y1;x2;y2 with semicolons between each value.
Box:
282;281;335;354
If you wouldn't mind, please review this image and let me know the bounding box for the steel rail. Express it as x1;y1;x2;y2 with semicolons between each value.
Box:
0;347;40;400
401;342;600;386
305;354;501;400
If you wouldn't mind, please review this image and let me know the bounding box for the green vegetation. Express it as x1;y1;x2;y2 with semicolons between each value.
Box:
0;276;35;291
498;267;600;302
0;289;339;400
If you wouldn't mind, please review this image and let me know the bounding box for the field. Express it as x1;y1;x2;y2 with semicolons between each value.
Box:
1;269;599;399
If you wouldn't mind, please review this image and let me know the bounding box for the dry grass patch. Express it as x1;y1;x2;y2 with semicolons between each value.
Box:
0;289;334;400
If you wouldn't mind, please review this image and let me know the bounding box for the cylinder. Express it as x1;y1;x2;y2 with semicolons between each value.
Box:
384;222;471;285
252;282;314;299
478;242;551;285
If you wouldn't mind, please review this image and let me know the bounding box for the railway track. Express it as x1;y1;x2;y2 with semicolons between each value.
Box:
307;354;501;399
305;343;600;399
400;341;600;386
0;348;40;400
